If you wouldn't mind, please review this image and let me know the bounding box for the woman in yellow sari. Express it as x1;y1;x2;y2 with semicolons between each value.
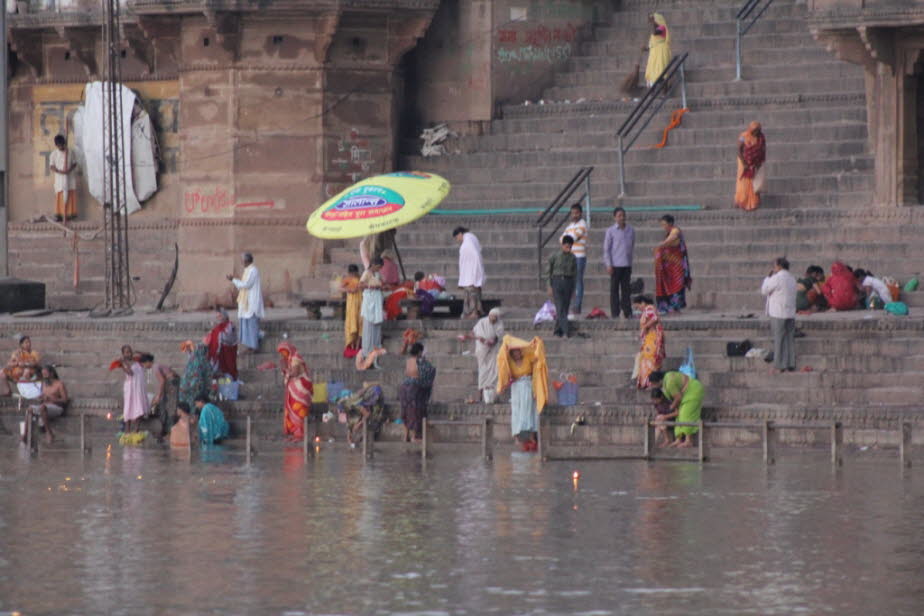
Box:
735;121;767;211
341;264;362;357
633;295;666;389
496;335;548;450
643;13;671;87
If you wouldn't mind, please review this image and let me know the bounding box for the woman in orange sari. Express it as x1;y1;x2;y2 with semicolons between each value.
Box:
277;341;313;440
633;295;665;389
735;121;766;211
2;335;41;396
654;215;692;315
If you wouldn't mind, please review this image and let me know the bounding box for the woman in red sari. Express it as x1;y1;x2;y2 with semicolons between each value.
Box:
735;121;766;211
822;261;860;311
277;341;313;440
654;215;692;315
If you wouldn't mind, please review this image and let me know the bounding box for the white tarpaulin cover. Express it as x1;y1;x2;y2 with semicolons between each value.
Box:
76;82;158;214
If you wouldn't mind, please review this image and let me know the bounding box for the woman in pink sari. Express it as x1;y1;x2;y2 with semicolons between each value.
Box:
277;342;313;440
633;295;666;389
654;214;692;315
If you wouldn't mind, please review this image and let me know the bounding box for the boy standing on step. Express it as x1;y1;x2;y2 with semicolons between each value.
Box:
561;203;588;318
548;235;577;338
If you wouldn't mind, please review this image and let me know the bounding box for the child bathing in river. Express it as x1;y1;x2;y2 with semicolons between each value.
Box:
651;389;673;446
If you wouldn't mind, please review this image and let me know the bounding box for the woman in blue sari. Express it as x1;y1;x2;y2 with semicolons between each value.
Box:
194;394;229;445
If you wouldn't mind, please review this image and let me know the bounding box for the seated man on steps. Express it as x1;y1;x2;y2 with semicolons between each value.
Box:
25;365;69;444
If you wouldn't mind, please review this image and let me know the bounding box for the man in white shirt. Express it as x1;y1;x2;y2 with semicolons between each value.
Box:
561;203;588;317
227;252;265;352
49;134;78;223
760;257;798;373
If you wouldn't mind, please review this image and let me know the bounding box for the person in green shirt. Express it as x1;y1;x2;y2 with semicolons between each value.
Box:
648;370;704;448
548;235;577;337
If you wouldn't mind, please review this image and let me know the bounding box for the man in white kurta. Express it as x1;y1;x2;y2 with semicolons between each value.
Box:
228;252;265;352
49;134;78;222
453;227;485;319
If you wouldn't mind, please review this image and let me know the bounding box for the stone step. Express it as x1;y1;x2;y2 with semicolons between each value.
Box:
490;105;868;135
457;123;868;152
544;76;867;102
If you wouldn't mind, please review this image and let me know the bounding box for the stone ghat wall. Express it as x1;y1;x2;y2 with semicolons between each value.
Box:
0;314;922;449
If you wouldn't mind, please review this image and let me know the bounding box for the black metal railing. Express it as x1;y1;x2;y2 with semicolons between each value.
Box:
735;0;775;80
615;52;689;197
536;167;593;288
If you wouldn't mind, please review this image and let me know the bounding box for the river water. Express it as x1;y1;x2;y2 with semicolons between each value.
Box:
0;444;922;615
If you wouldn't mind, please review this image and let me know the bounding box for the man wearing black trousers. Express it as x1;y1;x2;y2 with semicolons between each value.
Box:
548;235;577;337
603;207;636;319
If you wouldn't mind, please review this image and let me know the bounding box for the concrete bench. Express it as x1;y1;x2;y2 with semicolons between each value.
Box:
299;298;346;320
400;297;502;319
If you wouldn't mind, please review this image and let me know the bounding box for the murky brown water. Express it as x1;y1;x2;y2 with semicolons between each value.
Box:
0;443;922;615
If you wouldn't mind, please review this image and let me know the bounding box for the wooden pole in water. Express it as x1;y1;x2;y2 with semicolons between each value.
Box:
697;420;707;463
362;418;371;460
900;422;912;468
303;416;309;462
831;422;843;467
482;417;493;460
422;420;429;462
643;420;651;459
763;420;775;465
80;413;86;454
538;417;549;461
246;416;252;464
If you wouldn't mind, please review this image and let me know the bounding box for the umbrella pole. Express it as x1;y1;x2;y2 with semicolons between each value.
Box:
391;234;407;281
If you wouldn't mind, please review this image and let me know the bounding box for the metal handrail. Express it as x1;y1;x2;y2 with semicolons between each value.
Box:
536;166;593;287
615;52;689;197
735;0;775;81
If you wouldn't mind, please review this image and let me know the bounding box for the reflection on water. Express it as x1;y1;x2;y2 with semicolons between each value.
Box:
0;444;923;615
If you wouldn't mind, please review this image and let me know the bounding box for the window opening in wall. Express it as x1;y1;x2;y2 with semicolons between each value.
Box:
272;35;284;45
203;37;210;47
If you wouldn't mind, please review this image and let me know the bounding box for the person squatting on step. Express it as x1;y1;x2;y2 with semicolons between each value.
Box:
761;257;798;373
604;207;636;319
561;203;588;317
548;235;577;337
648;370;704;449
453;227;485;319
2;335;41;397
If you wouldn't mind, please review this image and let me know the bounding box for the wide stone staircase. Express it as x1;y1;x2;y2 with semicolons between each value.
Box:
402;0;873;212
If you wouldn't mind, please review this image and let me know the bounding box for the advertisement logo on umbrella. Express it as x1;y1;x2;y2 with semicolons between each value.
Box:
321;185;405;221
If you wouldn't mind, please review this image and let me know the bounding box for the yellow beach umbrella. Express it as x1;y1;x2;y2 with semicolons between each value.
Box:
306;171;450;239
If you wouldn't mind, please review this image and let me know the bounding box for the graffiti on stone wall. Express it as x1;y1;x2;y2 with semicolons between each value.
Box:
32;83;180;186
495;23;576;68
323;127;383;198
183;187;284;216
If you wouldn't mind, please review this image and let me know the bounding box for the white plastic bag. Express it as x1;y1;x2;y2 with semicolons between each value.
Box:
533;300;557;326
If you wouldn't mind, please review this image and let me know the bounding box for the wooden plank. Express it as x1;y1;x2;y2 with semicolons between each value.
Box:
900;422;912;469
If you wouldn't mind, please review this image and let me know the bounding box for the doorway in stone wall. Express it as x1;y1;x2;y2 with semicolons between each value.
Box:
917;56;924;203
397;45;423;164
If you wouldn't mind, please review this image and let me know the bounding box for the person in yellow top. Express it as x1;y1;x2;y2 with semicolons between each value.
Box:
643;13;671;87
341;264;363;357
496;335;549;450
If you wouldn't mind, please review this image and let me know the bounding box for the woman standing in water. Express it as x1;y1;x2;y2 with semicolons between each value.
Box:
496;335;548;451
